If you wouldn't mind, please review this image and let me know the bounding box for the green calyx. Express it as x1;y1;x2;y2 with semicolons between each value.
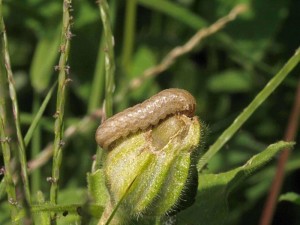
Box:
104;114;201;218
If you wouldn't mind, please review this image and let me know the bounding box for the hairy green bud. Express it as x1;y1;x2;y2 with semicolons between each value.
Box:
104;114;201;219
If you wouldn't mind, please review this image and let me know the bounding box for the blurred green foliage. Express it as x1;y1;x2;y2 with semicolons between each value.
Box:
0;0;300;224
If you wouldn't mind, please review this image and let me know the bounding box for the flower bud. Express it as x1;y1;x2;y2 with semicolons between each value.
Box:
104;114;201;218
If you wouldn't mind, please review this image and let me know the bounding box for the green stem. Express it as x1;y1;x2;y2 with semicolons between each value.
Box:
154;217;161;225
121;0;137;74
0;0;31;205
92;0;116;171
24;82;57;146
0;178;6;199
0;2;19;221
50;0;72;209
88;38;105;113
98;0;115;118
94;0;116;171
88;0;116;114
0;137;19;224
0;36;19;225
31;203;82;214
93;147;103;173
197;47;300;171
31;94;41;197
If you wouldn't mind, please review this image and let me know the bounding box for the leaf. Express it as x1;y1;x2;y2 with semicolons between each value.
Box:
87;169;109;206
207;70;252;93
0;201;12;225
128;45;159;100
177;141;294;225
138;0;206;30
32;203;84;225
279;192;300;206
218;0;291;61
33;191;50;225
87;169;109;217
75;1;99;29
30;28;60;93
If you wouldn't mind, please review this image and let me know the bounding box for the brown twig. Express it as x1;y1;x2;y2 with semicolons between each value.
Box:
128;4;248;91
259;80;300;225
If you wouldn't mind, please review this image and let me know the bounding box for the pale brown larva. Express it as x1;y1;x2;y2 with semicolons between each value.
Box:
95;88;196;150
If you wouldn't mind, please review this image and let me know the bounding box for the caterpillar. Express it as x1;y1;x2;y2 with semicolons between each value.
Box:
95;88;196;150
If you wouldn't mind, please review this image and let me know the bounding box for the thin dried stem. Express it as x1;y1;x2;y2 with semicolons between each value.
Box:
259;80;300;225
128;4;247;90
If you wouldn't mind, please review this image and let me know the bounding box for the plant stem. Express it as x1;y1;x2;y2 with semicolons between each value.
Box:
88;38;105;113
94;0;116;171
0;121;20;224
88;0;117;114
24;82;57;146
197;47;300;171
50;0;72;208
31;95;41;197
0;0;31;205
91;0;116;171
0;30;19;225
98;0;115;118
121;0;137;74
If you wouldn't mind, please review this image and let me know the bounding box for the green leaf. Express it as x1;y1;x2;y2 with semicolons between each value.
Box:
30;28;60;93
32;188;91;224
279;192;300;206
32;203;82;224
177;141;294;225
0;201;12;225
207;70;252;93
129;45;159;100
33;191;50;225
128;46;156;79
87;169;109;208
75;1;99;29
219;0;290;61
138;0;206;30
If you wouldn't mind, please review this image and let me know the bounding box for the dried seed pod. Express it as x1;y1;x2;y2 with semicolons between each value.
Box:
95;88;196;150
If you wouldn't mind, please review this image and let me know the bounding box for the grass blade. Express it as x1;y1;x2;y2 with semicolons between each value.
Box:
88;0;116;113
121;0;137;74
98;0;115;118
24;82;57;146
